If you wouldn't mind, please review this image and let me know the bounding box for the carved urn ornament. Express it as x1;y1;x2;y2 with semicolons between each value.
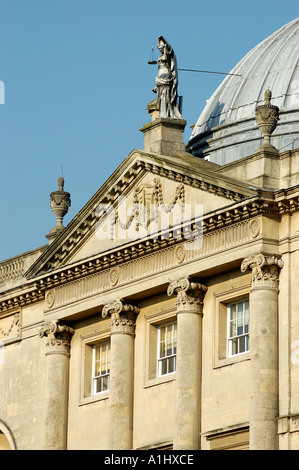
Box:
46;177;71;243
255;89;279;152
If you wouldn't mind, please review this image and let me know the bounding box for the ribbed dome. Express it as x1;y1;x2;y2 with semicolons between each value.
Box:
186;18;299;164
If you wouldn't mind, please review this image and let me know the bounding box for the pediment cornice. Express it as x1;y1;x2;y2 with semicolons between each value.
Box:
25;149;297;281
25;150;257;280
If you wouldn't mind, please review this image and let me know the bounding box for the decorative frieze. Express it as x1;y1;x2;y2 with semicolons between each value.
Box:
0;312;20;343
39;320;74;355
167;277;207;313
241;253;284;289
102;300;139;335
42;219;252;312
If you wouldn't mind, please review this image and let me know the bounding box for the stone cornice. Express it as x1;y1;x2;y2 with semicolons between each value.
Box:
1;188;298;314
0;284;44;314
18;194;292;289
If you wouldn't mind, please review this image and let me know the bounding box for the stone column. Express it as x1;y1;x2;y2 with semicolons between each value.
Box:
102;300;139;450
39;320;74;450
167;278;207;450
241;253;284;450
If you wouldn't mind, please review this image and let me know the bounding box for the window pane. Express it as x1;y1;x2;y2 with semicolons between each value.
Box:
168;356;175;374
167;336;173;356
94;377;101;394
230;303;236;320
160;338;165;358
231;338;238;355
237;315;243;336
160;325;166;342
94;345;101;362
237;302;243;317
161;358;168;376
102;375;109;392
230;319;236;337
239;336;245;353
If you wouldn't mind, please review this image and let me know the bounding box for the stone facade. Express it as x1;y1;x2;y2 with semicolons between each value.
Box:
1;85;299;451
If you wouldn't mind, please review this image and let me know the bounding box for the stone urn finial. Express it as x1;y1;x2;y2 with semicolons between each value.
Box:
255;89;279;153
46;177;71;243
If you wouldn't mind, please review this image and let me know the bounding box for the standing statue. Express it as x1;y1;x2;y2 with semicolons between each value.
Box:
153;36;183;119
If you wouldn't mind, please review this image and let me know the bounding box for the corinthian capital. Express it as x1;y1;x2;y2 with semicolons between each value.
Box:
102;300;139;335
241;253;284;288
39;320;74;355
167;277;207;313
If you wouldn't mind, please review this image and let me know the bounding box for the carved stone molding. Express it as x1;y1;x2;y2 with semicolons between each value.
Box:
174;244;185;263
102;300;140;335
167;277;207;313
39;320;75;355
109;267;119;286
241;253;284;289
45;290;55;309
0;312;20;343
249;219;260;238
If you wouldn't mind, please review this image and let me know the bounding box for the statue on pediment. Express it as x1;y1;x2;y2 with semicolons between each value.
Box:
153;36;182;119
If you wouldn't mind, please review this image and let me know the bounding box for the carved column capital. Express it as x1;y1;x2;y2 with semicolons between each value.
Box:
39;320;74;356
167;277;207;313
102;300;139;335
241;253;284;289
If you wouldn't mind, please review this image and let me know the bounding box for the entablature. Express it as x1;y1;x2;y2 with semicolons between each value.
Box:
1;181;298;316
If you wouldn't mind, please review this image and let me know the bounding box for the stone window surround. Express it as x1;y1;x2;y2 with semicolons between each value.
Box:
79;328;110;406
213;285;251;369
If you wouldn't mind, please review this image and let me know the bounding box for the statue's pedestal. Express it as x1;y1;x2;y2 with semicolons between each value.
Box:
140;117;186;156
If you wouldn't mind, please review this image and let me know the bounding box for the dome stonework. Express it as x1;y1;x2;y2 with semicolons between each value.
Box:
186;18;299;164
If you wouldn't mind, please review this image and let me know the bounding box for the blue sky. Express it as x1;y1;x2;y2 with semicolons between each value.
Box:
0;0;298;262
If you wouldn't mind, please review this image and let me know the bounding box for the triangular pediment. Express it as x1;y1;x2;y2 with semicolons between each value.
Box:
25;149;257;279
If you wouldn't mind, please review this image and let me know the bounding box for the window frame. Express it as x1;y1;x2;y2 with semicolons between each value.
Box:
157;321;177;377
227;299;250;358
91;341;110;395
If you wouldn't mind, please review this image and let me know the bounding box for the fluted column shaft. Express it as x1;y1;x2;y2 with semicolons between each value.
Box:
167;278;207;450
102;301;139;450
241;254;283;450
39;320;74;450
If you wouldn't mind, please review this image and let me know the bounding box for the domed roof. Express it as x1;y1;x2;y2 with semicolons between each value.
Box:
186;18;299;164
